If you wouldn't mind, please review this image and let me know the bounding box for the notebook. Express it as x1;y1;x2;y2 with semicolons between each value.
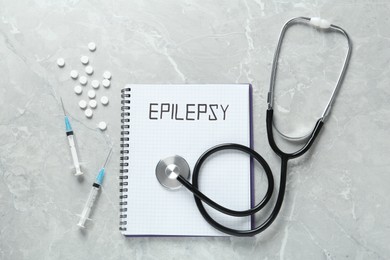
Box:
120;84;254;236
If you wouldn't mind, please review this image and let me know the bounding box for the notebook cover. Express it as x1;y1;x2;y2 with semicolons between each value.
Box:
120;84;254;236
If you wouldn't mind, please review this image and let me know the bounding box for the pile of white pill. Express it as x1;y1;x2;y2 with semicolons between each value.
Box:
57;42;111;131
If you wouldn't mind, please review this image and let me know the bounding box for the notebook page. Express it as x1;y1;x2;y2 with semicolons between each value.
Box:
121;84;252;236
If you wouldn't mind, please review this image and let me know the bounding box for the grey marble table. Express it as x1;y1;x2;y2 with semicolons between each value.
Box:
1;0;389;259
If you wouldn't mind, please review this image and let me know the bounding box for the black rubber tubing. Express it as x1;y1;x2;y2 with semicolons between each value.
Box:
176;108;324;237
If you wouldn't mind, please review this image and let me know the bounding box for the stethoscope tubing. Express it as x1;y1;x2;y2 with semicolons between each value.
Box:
178;143;285;236
177;109;324;237
177;144;274;218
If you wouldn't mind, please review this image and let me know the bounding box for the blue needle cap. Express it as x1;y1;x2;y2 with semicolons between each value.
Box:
96;168;105;185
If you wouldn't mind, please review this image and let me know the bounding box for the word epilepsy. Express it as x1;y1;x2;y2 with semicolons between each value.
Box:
149;103;230;121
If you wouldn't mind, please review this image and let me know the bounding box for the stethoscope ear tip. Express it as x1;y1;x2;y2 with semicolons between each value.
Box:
156;155;191;190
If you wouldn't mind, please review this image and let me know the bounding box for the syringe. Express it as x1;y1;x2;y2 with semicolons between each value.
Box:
77;148;113;228
60;98;83;176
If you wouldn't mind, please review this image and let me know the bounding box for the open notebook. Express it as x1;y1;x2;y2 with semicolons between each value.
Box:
120;84;254;236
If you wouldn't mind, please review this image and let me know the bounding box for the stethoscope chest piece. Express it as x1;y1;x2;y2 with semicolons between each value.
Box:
156;155;191;190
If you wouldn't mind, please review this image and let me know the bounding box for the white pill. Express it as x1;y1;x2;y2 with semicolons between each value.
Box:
79;76;88;85
100;96;109;105
85;65;94;75
98;121;107;131
89;99;97;109
57;58;65;67
102;79;110;88
91;80;100;89
80;56;89;65
74;85;82;95
88;89;96;99
79;100;87;109
88;42;96;52
103;71;112;79
70;70;78;79
85;108;93;118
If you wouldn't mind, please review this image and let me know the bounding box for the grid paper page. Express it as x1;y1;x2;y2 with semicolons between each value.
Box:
121;84;252;236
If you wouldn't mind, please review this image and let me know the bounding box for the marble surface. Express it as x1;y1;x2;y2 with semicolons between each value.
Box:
0;0;389;259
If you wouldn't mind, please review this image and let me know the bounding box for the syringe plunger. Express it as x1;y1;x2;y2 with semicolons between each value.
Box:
77;185;99;228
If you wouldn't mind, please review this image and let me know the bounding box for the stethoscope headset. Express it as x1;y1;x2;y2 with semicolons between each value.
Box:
155;17;352;236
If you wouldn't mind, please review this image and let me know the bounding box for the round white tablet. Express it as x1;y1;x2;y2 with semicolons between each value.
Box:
79;100;87;109
70;70;78;79
79;76;88;85
79;76;88;86
102;79;110;88
85;108;93;118
103;71;111;79
88;89;96;99
74;85;82;95
57;58;65;67
89;99;97;109
98;121;107;131
85;65;94;75
88;42;96;52
80;56;89;65
100;96;109;105
91;80;100;89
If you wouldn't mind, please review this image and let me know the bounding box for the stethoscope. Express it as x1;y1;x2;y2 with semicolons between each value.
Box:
155;17;352;237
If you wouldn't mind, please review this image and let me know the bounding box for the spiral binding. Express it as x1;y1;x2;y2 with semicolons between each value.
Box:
119;88;131;231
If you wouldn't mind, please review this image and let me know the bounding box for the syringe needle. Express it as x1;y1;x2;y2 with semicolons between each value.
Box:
60;97;67;116
103;148;113;168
